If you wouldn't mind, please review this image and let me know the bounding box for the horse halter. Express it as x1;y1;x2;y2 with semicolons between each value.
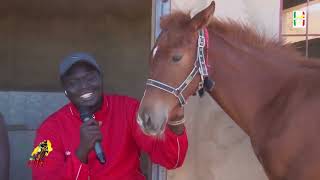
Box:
146;29;214;106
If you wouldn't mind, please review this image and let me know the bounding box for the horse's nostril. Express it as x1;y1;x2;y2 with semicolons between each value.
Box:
146;116;152;126
142;114;153;129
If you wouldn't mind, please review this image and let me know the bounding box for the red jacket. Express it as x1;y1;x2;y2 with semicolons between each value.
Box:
30;95;188;180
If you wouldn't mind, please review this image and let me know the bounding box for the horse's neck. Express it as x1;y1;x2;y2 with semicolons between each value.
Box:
206;30;297;136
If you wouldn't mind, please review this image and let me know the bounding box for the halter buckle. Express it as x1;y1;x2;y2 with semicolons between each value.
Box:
198;36;205;48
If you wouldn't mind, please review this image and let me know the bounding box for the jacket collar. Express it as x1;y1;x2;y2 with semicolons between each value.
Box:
68;94;108;120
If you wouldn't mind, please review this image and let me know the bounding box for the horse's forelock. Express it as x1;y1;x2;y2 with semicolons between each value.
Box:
157;11;196;49
160;11;191;30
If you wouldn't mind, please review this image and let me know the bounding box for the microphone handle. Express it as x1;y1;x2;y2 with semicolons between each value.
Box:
82;115;106;164
94;141;106;164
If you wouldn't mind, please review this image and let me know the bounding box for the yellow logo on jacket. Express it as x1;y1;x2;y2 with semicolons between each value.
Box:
28;140;53;166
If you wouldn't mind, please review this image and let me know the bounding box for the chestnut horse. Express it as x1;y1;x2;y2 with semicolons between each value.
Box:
137;1;320;180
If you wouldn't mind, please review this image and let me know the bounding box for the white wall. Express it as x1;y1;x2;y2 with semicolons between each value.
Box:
243;0;280;38
168;0;280;180
172;0;280;38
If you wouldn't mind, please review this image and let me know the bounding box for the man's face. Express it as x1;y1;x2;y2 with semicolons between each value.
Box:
61;62;103;109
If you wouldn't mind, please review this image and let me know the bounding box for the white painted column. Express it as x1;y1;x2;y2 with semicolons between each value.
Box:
151;0;171;180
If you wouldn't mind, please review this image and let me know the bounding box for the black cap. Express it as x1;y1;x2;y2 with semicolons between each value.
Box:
59;52;101;77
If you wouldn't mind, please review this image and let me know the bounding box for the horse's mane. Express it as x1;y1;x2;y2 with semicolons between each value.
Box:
208;18;282;50
161;11;306;61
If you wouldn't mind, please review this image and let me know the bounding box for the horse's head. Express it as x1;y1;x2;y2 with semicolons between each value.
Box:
137;2;215;136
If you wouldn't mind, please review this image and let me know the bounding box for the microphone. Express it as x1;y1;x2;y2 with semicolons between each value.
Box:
79;107;106;164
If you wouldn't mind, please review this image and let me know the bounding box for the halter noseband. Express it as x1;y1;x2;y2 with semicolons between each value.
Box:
146;29;213;106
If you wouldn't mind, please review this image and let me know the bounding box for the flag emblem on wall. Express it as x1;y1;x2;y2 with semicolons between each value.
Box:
293;10;306;28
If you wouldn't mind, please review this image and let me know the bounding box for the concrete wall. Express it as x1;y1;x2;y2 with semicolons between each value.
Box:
0;13;150;97
168;0;280;180
1;92;67;179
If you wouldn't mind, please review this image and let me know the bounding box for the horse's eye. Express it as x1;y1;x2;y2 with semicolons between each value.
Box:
172;55;183;62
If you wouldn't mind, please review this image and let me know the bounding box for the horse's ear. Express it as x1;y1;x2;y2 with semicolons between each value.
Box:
190;1;215;31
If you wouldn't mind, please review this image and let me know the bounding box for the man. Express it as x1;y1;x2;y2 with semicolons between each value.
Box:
0;113;9;180
29;52;188;180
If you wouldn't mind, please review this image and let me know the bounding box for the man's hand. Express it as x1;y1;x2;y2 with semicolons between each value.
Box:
167;120;185;135
76;119;102;164
167;107;185;135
